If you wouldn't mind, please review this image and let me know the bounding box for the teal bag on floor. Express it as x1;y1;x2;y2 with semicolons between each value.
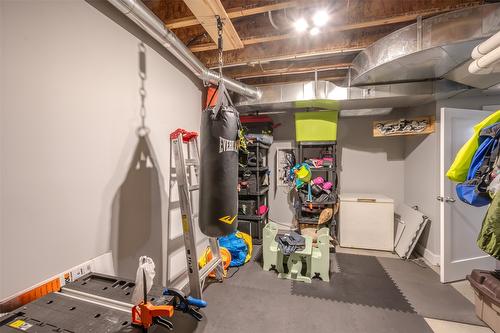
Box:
218;233;248;267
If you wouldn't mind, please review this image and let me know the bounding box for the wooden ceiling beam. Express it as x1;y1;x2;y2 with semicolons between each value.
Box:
166;1;299;29
190;3;481;52
181;0;243;51
222;51;353;83
214;47;364;69
198;24;402;68
236;64;350;79
240;72;346;86
166;16;199;30
224;55;355;78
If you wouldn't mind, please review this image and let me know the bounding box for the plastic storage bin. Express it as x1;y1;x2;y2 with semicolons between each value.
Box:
467;270;500;332
339;193;394;251
295;111;338;142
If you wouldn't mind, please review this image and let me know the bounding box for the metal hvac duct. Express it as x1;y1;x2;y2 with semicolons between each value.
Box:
234;80;468;113
107;0;261;99
350;3;500;88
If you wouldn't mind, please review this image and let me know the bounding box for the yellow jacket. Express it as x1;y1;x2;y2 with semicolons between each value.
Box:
447;111;500;182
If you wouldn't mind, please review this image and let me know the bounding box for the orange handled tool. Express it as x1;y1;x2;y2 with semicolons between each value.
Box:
132;302;174;330
131;269;175;331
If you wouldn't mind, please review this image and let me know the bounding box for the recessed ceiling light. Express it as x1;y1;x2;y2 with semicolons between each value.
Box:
310;27;320;36
313;10;329;27
294;18;309;33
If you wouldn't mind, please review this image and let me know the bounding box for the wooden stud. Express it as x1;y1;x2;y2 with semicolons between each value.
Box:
166;1;299;29
234;63;352;79
240;72;346;86
181;0;244;50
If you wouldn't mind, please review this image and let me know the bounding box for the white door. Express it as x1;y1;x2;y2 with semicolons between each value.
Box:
440;107;495;283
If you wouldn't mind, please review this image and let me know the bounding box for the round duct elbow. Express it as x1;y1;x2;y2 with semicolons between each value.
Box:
469;45;500;74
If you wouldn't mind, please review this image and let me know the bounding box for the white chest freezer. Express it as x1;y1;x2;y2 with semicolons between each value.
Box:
339;193;394;251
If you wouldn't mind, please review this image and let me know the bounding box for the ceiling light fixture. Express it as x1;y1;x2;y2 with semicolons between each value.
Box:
310;27;320;36
294;18;309;33
312;10;329;27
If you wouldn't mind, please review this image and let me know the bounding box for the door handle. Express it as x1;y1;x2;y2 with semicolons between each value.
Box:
437;196;455;203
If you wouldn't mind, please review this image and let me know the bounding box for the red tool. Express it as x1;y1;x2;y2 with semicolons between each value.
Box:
132;269;175;331
170;128;198;142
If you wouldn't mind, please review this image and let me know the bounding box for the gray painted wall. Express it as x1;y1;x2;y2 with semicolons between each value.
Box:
403;95;500;261
0;0;202;299
338;114;406;206
403;103;440;262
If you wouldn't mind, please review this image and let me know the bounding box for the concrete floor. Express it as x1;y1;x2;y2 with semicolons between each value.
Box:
336;247;493;333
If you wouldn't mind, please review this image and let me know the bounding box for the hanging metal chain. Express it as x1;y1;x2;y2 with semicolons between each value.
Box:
138;42;149;136
216;16;224;80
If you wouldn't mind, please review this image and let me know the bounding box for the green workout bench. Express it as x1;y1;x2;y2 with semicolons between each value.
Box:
262;222;330;282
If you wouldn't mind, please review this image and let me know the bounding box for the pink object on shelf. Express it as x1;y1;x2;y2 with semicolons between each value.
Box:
322;182;333;191
258;205;269;216
313;176;325;185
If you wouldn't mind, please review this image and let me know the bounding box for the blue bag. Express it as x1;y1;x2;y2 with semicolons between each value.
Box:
218;233;248;267
456;182;491;207
456;123;500;207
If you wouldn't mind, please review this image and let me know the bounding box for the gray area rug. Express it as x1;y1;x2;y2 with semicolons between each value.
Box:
377;256;484;326
199;248;433;333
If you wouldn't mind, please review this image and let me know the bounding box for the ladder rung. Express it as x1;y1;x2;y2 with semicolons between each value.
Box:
189;185;199;191
199;257;223;281
185;159;198;166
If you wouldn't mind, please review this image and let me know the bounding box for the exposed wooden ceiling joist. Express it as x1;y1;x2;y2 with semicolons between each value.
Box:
237;64;350;79
223;54;355;78
144;0;485;83
199;24;403;68
166;1;299;29
190;3;483;52
181;0;244;51
213;49;361;70
240;71;347;86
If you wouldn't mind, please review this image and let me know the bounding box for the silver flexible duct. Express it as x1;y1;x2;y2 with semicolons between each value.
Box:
107;0;261;99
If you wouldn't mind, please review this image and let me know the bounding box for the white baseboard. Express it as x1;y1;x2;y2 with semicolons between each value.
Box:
1;252;114;303
415;243;440;267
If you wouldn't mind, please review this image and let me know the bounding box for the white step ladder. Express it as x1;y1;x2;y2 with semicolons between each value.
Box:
170;129;224;299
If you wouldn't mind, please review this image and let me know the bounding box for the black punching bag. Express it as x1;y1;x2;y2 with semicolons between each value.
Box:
199;84;239;237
